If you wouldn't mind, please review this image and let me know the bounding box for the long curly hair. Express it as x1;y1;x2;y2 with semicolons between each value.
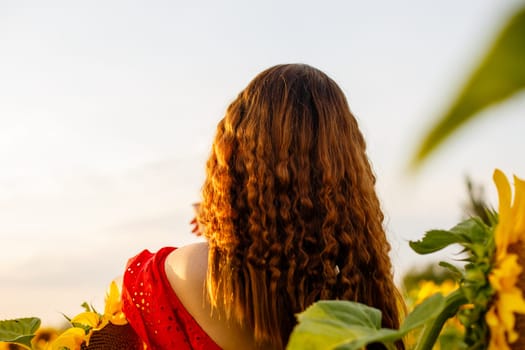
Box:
200;64;403;350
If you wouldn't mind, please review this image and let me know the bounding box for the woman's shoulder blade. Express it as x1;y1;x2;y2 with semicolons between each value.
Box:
165;242;209;284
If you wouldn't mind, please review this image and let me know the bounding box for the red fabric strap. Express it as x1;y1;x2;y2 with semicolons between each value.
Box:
122;247;222;350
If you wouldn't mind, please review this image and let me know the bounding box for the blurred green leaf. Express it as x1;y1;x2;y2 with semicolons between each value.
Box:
411;5;525;168
0;317;41;349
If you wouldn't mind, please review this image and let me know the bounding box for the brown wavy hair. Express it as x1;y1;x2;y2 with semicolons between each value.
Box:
200;64;403;350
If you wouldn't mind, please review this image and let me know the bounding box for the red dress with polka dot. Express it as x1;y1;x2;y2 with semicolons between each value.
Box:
122;247;222;350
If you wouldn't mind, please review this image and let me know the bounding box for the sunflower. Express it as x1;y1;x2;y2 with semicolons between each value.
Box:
49;280;128;350
485;169;525;350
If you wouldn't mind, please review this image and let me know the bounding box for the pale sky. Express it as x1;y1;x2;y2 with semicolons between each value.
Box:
1;0;525;326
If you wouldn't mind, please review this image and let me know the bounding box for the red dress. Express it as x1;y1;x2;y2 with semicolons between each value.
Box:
122;247;222;350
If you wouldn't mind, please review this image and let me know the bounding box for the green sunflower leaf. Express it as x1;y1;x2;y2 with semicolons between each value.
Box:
410;218;491;255
287;301;382;350
448;218;490;245
0;317;41;349
409;229;469;254
400;293;446;333
287;295;445;350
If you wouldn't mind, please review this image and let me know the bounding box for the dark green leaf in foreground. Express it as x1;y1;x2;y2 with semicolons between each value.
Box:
287;294;445;350
286;301;382;350
413;290;467;350
0;317;41;349
400;293;446;333
411;5;525;168
336;294;446;350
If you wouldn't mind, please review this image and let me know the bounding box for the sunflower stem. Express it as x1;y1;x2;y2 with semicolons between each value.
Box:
414;289;467;350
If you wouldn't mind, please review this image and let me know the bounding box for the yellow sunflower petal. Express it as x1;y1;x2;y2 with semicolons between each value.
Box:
487;307;512;350
104;281;122;316
489;169;525;349
486;306;498;327
104;280;128;325
109;312;128;326
494;169;512;222
494;169;512;255
489;288;525;345
490;254;522;290
512;174;525;239
49;327;86;350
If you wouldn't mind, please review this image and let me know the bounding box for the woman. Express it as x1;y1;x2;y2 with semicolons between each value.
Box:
121;64;404;350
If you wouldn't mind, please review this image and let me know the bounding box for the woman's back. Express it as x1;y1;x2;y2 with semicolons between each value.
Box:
164;242;274;350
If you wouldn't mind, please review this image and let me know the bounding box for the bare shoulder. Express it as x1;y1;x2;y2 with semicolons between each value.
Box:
165;242;209;285
164;242;274;350
164;242;212;340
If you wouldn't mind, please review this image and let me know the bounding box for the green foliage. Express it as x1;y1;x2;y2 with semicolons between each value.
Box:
411;5;525;168
0;318;41;349
410;217;492;256
409;216;496;348
288;193;500;349
287;295;445;350
409;229;469;254
412;290;467;350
